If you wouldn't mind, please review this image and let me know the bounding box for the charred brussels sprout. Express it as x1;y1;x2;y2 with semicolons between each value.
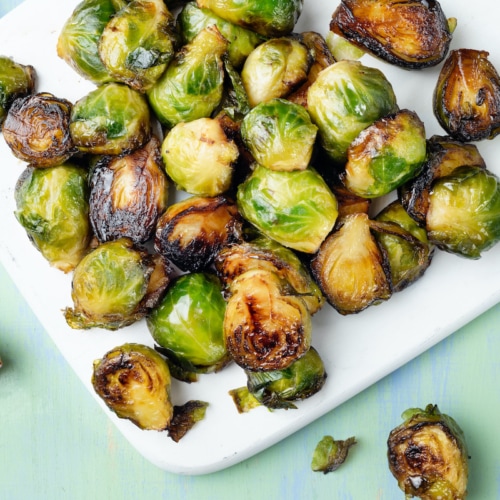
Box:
307;60;398;164
237;165;338;253
240;98;317;171
147;26;228;128
70;82;151;155
89;136;169;244
92;343;173;431
330;0;454;69
311;435;357;474
14;163;91;273
65;238;171;329
387;404;468;499
433;49;500;142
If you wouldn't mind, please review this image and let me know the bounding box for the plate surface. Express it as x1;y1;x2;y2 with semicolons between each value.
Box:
1;0;500;475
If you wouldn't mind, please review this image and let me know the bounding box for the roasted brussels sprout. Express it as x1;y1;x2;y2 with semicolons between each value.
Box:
307;60;398;164
387;404;468;499
14;163;91;273
154;195;242;272
92;343;173;431
240;98;317;171
241;36;311;108
196;0;303;38
70;82;151;155
89;136;169;244
65;238;171;329
330;0;454;69
147;26;228;128
311;435;357;474
57;0;117;84
311;212;392;315
161;117;239;196
3;92;76;168
343;109;426;198
98;0;178;92
237;165;338;253
433;49;500;142
147;272;230;374
0;56;36;125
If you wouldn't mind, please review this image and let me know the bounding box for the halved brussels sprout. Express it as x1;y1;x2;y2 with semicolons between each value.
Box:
70;82;151;155
65;238;171;329
3;92;76;168
92;343;173;431
237;164;338;253
240;98;317;171
89;136;169;244
147;26;228;128
343;109;426;198
330;0;454;69
433;49;500;142
307;60;398;164
161;117;239;196
387;404;468;499
14;163;91;273
311;435;357;474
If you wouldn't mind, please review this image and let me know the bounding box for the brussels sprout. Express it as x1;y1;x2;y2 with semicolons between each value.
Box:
98;0;178;92
330;0;454;69
3;92;76;168
237;164;338;253
241;36;311;108
311;435;357;474
240;98;317;171
343;109;426;198
57;0;117;84
0;56;36;125
147;26;228;128
70;82;151;155
178;2;265;69
89;136;169;244
161;117;239;196
147;273;230;374
433;49;500;142
65;238;171;329
307;60;398;164
155;195;242;272
223;268;312;371
387;404;468;499
311;212;392;315
92;343;173;431
14;163;91;273
196;0;303;38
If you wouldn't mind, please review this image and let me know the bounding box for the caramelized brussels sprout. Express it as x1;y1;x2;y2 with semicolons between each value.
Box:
89;136;169;244
65;238;171;329
240;98;317;171
0;56;36;125
57;0;117;84
307;60;398;164
154;195;242;272
147;26;228;127
343;109;426;198
241;36;311;108
433;49;500;142
237;165;338;253
196;0;303;37
330;0;454;69
92;343;173;431
311;435;357;474
98;0;178;92
161;117;239;196
147;273;230;374
70;82;151;155
311;212;392;315
387;404;468;499
3;92;76;168
14;163;91;273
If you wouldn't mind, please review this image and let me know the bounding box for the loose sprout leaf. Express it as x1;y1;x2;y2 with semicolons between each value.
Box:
228;387;263;413
168;400;209;442
311;435;357;474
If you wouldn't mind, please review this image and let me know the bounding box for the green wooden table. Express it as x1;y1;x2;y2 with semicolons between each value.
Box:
1;1;499;498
